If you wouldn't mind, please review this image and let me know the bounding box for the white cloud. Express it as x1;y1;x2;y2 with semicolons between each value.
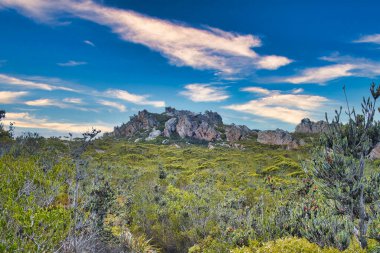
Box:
277;55;380;84
106;89;165;107
57;60;87;67
256;55;292;70
84;40;95;47
0;0;291;76
63;97;83;104
291;88;304;94
241;87;271;95
224;88;329;124
180;84;229;102
353;34;380;44
0;73;76;91
3;111;113;133
0;91;28;104
283;64;354;84
98;99;126;112
25;98;67;108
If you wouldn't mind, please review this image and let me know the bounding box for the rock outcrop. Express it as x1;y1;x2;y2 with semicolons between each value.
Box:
295;118;328;134
163;118;177;137
113;110;159;137
257;129;300;149
175;113;221;141
225;124;251;142
112;107;251;143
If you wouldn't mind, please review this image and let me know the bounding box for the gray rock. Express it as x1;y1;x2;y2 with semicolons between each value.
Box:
145;129;161;141
225;124;251;142
114;110;159;137
194;121;220;141
257;129;299;149
112;107;233;143
295;118;328;134
176;115;197;138
163;118;178;137
162;139;170;145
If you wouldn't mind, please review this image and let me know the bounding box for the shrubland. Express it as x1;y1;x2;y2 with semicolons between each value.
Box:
1;85;380;252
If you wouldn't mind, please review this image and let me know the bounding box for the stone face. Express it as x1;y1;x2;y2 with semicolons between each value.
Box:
225;124;251;142
257;129;299;149
295;118;328;134
163;118;178;137
369;142;380;159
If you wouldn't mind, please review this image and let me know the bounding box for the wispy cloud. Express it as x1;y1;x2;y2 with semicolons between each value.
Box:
63;97;83;104
57;60;87;67
106;89;165;107
283;64;354;84
25;98;67;108
241;86;272;95
0;91;28;104
274;55;380;84
180;83;229;102
224;88;329;124
1;71;165;110
3;112;113;134
0;73;77;91
0;0;291;76
291;88;304;94
84;40;95;47
353;34;380;44
98;99;127;112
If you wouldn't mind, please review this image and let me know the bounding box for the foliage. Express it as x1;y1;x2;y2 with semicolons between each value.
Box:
304;84;380;249
3;86;380;252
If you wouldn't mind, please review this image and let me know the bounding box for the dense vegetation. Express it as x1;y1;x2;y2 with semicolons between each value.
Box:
2;86;380;252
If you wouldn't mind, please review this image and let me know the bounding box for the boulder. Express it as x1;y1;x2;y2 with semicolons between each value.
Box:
194;121;220;141
225;124;251;142
145;129;161;141
163;118;178;137
257;129;299;149
176;115;198;138
295;118;328;134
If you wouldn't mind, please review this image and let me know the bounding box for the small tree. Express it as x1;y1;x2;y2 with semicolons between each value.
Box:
305;84;380;249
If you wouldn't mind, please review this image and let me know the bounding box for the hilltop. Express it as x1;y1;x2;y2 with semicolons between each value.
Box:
107;107;329;149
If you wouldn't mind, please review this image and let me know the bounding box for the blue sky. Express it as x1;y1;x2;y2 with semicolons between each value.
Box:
0;0;380;136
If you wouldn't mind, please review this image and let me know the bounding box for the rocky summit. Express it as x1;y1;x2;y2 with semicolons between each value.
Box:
295;118;329;134
111;107;252;143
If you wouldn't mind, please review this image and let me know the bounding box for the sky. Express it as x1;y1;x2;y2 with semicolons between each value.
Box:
1;0;380;136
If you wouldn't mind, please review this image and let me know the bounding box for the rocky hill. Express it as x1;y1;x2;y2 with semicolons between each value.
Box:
109;108;332;149
111;107;252;143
